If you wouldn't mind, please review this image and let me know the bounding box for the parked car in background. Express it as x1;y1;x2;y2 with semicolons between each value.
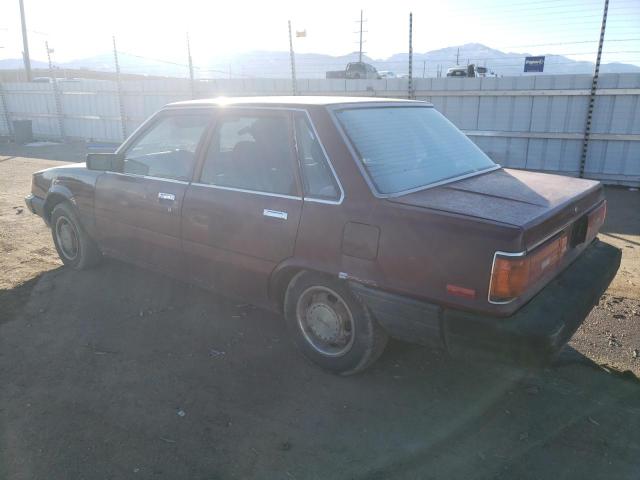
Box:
326;62;381;79
378;70;397;79
25;96;620;375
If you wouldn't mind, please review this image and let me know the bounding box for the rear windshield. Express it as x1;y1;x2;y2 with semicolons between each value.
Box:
335;106;497;194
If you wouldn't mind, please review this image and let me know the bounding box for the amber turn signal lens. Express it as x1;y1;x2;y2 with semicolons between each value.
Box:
490;234;568;303
586;201;606;240
490;256;530;302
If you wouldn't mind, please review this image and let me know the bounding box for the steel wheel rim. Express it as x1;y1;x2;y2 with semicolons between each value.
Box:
296;286;355;357
55;216;79;261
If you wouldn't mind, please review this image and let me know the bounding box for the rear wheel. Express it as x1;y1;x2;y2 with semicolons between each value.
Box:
51;202;101;270
284;271;388;375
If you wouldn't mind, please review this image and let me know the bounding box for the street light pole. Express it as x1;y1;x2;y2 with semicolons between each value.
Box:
187;32;195;99
46;41;65;140
288;20;297;96
359;10;363;63
18;0;32;81
408;12;414;99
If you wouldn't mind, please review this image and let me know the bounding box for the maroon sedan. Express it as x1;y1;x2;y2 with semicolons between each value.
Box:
25;97;621;374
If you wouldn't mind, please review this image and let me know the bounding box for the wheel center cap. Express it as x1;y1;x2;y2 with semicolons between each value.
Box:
60;226;74;249
307;304;340;342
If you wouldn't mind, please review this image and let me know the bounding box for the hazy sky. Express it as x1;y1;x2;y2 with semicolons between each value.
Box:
1;0;639;66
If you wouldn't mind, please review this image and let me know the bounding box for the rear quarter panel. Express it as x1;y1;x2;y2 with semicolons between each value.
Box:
289;105;523;316
370;200;524;315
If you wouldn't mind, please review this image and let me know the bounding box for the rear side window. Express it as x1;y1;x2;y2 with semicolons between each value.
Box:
335;106;496;194
294;114;340;201
123;114;210;181
200;113;298;196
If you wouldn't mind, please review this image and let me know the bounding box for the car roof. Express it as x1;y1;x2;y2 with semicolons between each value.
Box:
166;96;432;109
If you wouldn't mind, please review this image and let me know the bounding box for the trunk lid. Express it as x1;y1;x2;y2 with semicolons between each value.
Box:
388;168;604;250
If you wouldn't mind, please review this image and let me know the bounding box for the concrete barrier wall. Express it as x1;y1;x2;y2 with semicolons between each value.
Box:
1;74;638;185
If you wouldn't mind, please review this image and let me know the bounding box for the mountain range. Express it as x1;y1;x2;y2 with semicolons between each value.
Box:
1;43;638;79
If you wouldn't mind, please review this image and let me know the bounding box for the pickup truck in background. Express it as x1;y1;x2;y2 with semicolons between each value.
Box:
326;62;381;79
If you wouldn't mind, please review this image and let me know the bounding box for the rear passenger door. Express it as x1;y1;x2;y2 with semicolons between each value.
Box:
181;109;303;305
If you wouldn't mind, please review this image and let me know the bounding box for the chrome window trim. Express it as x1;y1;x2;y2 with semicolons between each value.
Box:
327;103;501;199
305;197;342;205
166;105;345;205
190;182;302;201
110;171;190;185
291;112;344;205
385;165;502;198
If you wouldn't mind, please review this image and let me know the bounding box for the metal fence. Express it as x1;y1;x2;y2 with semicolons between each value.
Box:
0;73;638;186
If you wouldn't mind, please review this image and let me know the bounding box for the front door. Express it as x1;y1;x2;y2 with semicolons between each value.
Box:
181;110;303;305
94;111;211;275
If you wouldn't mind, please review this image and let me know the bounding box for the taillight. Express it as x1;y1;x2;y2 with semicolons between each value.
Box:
586;200;606;240
489;233;568;303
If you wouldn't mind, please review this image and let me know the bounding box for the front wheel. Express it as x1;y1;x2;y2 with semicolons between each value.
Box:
284;272;388;375
51;202;101;270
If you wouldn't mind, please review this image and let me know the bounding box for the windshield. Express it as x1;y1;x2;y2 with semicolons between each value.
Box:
335;106;497;194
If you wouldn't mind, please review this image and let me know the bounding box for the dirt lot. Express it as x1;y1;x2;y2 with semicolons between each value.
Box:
1;144;639;479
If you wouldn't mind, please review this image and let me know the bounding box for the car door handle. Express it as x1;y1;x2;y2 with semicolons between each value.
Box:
263;209;288;220
158;192;176;202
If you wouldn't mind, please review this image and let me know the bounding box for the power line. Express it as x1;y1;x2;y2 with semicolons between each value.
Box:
500;38;640;49
432;2;638;17
443;0;593;14
435;5;638;21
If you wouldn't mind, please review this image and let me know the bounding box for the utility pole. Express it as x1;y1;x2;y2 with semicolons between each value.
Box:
288;20;297;95
18;0;32;81
354;11;367;63
408;12;413;99
579;0;609;178
422;60;426;78
456;48;460;65
186;32;195;99
112;36;127;140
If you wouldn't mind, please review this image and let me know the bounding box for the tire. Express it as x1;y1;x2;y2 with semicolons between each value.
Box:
284;271;388;375
51;202;101;270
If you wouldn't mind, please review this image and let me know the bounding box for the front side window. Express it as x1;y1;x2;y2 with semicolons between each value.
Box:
123;113;210;181
200;113;298;196
335;106;497;195
294;114;340;201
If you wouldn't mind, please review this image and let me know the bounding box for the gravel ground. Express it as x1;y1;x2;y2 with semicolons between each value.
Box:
1;144;639;479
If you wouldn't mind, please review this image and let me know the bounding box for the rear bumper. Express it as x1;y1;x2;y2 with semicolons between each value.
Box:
350;240;621;364
25;193;45;218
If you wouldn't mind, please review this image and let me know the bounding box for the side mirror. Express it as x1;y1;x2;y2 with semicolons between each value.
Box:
86;153;124;172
